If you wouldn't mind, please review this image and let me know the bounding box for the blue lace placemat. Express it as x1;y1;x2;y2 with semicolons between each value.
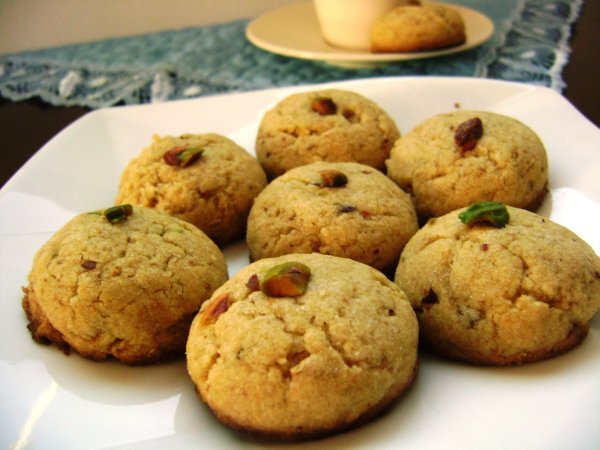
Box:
0;0;582;108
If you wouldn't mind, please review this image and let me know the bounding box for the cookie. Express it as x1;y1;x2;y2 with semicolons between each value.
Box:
186;253;418;440
246;161;418;273
255;89;400;179
394;203;600;365
23;205;228;364
386;110;549;218
371;4;466;53
116;133;267;246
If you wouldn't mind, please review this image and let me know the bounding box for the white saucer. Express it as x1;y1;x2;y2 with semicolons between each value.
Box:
245;1;495;67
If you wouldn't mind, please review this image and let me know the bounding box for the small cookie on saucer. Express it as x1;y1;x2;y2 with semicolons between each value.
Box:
394;202;600;365
371;3;466;53
186;253;418;440
246;161;418;274
255;89;400;179
23;205;228;364
116;133;267;246
386;110;549;218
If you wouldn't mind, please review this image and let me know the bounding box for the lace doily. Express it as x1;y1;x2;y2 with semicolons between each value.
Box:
0;0;582;108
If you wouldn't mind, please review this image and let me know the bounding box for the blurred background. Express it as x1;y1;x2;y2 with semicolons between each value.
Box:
0;0;297;53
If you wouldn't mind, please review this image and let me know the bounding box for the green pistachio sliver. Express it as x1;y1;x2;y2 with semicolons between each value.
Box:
458;201;509;228
163;146;204;167
177;147;204;166
104;204;133;224
260;262;311;297
163;146;185;165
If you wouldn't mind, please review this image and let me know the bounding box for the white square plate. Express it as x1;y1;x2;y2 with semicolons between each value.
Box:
1;77;599;449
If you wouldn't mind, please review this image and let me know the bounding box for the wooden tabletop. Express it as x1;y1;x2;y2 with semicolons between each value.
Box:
1;0;598;189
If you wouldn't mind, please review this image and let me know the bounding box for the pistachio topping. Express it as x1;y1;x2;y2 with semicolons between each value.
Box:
163;146;185;165
178;147;204;166
81;260;97;270
163;146;204;167
246;274;260;292
260;262;311;297
318;170;348;187
454;117;483;153
458;201;510;228
103;204;133;224
200;292;231;326
311;96;337;116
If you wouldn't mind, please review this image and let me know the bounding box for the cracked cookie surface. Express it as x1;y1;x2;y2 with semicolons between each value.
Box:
386;110;548;218
23;206;228;364
246;161;418;273
186;253;418;440
394;206;600;365
255;89;400;179
116;133;267;246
